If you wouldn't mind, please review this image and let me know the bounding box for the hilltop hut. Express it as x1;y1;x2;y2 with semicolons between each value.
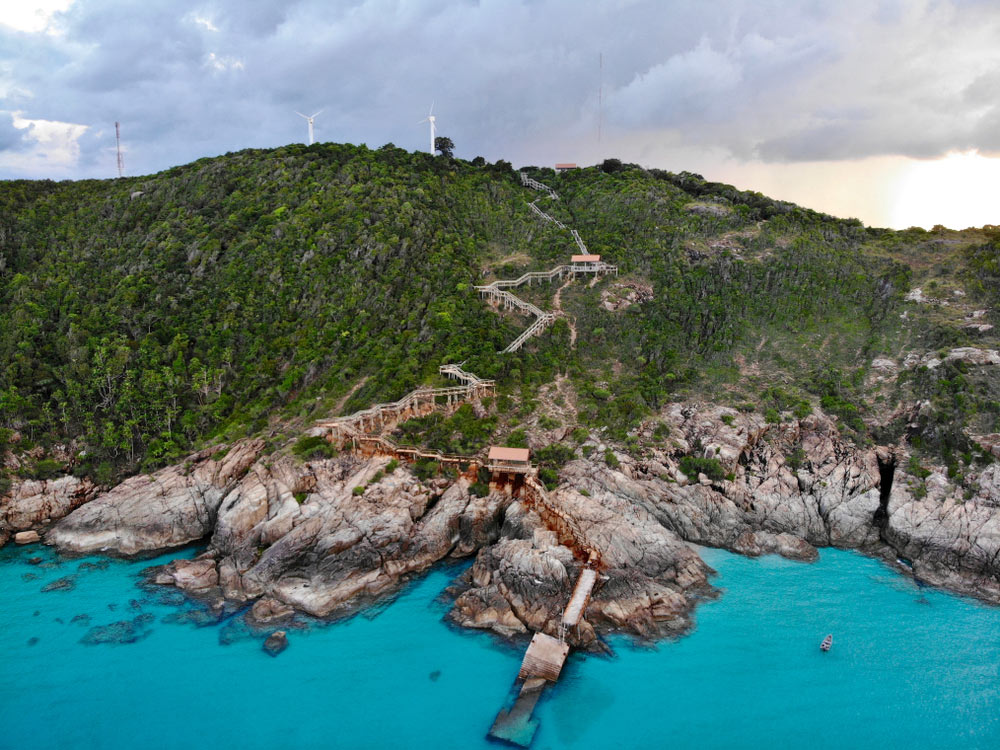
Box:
570;254;602;273
487;446;531;474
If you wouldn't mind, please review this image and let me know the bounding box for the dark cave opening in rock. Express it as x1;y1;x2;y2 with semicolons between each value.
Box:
874;453;897;531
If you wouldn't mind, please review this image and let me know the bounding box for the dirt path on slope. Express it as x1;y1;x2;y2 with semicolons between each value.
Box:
553;277;578;347
334;376;369;416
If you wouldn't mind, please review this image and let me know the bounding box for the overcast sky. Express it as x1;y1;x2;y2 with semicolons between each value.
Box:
2;0;999;228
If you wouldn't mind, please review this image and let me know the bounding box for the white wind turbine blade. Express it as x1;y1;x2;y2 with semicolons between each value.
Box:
310;109;325;119
295;111;308;119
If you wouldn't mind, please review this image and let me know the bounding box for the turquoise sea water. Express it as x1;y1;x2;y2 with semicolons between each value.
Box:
1;543;998;750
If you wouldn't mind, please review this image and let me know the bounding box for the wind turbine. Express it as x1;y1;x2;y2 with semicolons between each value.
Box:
295;109;324;145
418;103;436;153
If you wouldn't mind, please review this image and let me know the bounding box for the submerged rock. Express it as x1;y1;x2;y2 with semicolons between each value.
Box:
249;597;294;625
263;630;288;657
41;575;76;592
81;619;153;646
77;560;111;572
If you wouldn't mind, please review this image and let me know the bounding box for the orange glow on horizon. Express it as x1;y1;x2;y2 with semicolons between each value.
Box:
891;150;1000;230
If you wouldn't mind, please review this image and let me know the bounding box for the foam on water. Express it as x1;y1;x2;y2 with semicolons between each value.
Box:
1;544;998;749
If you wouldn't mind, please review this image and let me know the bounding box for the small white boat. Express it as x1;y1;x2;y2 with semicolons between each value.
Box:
820;634;833;652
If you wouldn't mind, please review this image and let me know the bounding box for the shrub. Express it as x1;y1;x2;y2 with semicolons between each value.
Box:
32;458;64;480
570;427;589;443
535;443;576;468
470;482;490;497
539;467;559;491
907;456;931;479
764;408;781;424
293;435;335;460
720;415;735;426
600;158;623;173
679;455;726;481
786;447;806;472
506;429;529;448
414;458;439;481
604;449;620;468
385;459;400;473
293;491;307;504
352;486;365;496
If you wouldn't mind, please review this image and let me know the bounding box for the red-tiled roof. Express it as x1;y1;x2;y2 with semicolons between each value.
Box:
489;446;530;462
571;254;601;263
554;163;578;169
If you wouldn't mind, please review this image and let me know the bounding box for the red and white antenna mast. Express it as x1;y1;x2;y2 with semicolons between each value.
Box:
115;121;125;178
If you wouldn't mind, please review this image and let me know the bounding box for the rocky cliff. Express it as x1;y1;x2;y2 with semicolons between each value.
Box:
3;403;998;647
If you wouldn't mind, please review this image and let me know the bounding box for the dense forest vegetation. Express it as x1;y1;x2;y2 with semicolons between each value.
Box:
1;144;997;489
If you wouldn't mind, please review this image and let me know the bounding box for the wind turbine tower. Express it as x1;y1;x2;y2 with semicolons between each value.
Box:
296;110;324;145
418;104;436;153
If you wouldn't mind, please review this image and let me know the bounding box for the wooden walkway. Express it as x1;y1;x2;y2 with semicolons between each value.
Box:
317;377;494;435
472;173;616;353
562;567;597;628
317;167;616;748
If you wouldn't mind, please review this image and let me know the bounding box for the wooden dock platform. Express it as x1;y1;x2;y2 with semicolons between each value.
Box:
517;632;570;682
488;678;547;747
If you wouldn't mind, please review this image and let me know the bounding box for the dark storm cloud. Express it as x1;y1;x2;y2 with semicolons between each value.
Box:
2;0;1000;178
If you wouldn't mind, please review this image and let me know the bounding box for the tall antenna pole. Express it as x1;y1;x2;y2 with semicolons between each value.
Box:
598;52;603;144
115;121;124;178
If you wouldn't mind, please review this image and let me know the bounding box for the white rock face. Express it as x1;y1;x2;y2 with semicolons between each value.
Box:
1;476;98;543
46;440;264;555
916;348;1000;370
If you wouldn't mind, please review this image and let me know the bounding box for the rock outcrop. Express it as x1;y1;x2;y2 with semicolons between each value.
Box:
263;630;288;656
21;399;1000;647
450;486;712;648
1;476;99;546
165;453;511;619
884;464;1000;601
14;530;41;545
46;440;264;555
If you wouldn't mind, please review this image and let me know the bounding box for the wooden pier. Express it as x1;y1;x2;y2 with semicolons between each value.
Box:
561;568;597;630
322;167;614;748
488;468;604;747
518;633;570;681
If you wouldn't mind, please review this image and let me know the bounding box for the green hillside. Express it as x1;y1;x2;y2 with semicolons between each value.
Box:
1;144;997;487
